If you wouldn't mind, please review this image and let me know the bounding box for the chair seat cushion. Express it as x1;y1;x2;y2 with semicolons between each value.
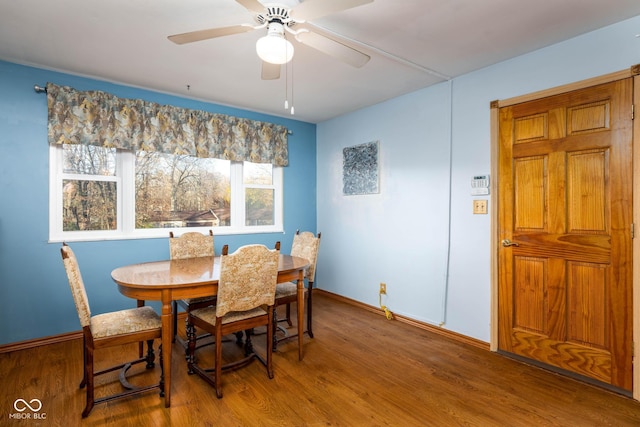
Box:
91;306;161;338
191;306;267;325
182;296;215;305
275;281;307;298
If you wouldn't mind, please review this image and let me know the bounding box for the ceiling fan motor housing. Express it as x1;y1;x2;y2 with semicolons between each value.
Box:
256;5;295;28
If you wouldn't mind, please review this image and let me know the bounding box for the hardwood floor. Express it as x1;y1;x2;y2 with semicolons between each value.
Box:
2;293;640;426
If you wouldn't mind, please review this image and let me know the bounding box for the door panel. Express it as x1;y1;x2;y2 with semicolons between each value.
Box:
514;157;546;230
498;79;633;390
567;262;607;349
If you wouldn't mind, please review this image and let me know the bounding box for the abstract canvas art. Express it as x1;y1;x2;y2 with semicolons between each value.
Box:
343;141;379;195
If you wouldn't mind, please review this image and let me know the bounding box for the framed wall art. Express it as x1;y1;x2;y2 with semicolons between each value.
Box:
342;140;379;195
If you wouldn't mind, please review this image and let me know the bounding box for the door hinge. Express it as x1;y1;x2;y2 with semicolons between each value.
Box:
632;223;636;239
633;104;635;120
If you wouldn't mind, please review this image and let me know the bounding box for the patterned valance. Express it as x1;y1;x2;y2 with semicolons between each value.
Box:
46;83;288;166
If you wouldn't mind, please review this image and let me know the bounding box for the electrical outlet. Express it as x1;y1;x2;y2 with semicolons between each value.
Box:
380;282;386;294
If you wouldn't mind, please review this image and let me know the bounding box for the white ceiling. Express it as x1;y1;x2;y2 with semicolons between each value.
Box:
1;0;640;123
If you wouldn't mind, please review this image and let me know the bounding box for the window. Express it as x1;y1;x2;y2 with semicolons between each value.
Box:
244;162;275;226
49;145;283;241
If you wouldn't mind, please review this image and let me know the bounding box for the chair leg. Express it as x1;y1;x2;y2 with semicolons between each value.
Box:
234;331;244;346
82;346;95;418
183;316;191;360
244;328;255;357
307;283;314;338
145;340;156;369
159;344;165;397
285;303;293;327
272;307;278;351
80;335;88;389
266;309;274;379
172;301;178;343
215;323;223;399
186;321;196;374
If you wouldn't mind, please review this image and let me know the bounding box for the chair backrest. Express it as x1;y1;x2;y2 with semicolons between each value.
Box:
169;230;214;260
215;244;280;318
291;230;321;282
60;243;91;328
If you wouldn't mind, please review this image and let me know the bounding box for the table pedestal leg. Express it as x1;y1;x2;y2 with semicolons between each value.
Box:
137;299;145;357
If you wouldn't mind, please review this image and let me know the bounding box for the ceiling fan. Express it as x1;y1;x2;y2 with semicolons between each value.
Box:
168;0;373;80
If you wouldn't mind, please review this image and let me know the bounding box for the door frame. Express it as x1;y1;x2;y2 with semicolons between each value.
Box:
489;65;640;401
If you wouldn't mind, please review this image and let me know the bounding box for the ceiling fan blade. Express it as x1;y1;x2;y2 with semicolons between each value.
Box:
168;25;254;45
261;61;281;80
236;0;265;14
291;0;373;21
296;31;370;68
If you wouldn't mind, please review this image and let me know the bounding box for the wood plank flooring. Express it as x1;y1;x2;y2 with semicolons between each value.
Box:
2;293;640;426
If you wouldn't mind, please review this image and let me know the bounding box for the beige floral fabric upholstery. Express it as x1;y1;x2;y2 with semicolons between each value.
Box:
90;306;161;338
275;281;297;298
170;231;215;305
213;244;280;318
61;244;92;327
191;306;267;326
61;244;162;338
275;231;321;298
182;296;212;304
169;231;214;260
291;231;320;282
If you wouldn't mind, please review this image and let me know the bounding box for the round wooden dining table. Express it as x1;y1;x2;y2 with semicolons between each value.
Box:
111;254;310;407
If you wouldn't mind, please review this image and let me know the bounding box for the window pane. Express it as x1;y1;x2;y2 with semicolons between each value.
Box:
135;151;231;229
62;180;117;231
63;144;116;176
243;162;272;185
245;188;274;226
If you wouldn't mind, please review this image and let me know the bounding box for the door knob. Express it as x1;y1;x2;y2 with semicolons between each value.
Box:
501;239;519;247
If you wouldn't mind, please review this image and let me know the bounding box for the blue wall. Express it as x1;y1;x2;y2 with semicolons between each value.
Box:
0;60;317;345
316;15;640;342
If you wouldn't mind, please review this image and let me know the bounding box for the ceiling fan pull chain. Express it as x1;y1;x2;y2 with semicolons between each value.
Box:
285;38;290;110
290;57;295;115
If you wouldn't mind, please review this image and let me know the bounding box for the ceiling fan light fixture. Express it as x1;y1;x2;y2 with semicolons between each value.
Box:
256;22;294;65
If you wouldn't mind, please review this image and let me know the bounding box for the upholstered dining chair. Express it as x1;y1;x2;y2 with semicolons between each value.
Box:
60;243;163;418
186;242;280;398
169;230;215;345
274;230;321;346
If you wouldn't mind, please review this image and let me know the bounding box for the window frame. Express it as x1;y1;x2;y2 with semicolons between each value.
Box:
49;145;283;242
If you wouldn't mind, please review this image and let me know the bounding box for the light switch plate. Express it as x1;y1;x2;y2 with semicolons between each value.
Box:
473;199;488;214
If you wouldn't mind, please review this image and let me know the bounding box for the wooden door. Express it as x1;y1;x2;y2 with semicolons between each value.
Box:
497;79;633;390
